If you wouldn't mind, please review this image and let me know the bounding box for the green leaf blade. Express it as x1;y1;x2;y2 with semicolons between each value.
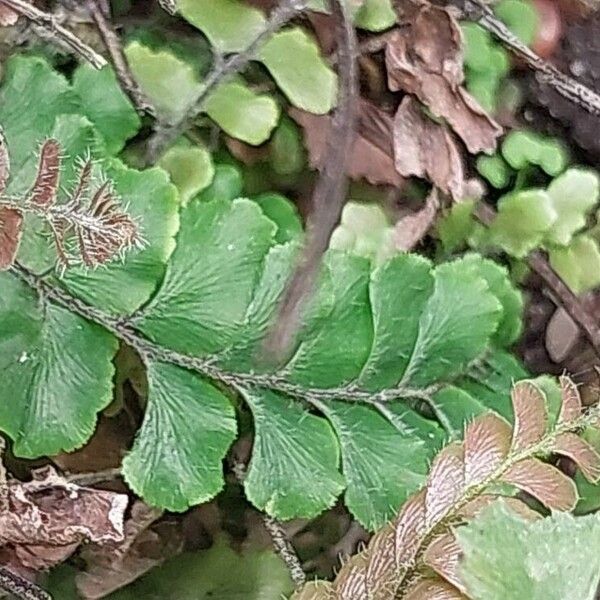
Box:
137;198;276;355
457;502;600;600
319;401;432;530
0;274;118;457
205;80;280;145
260;28;337;114
242;388;345;520
71;64;141;154
178;0;266;53
122;360;237;512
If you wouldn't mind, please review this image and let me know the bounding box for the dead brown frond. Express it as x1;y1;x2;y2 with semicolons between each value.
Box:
0;137;142;273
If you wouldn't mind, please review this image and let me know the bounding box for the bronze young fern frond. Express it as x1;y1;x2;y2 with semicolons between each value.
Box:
293;377;600;599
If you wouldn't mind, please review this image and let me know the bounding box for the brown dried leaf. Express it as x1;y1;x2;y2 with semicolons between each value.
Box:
0;467;128;571
76;502;182;599
290;102;404;187
403;577;466;600
0;5;18;26
425;442;465;527
423;533;464;592
558;375;583;424
464;413;511;486
28;139;61;209
385;5;501;153
393;188;440;251
0;206;23;269
552;432;600;482
393;97;466;199
502;458;578;511
510;381;548;451
545;307;581;363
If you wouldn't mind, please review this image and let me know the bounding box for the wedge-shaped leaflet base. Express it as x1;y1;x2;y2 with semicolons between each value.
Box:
293;378;600;599
0;273;118;456
122;361;237;512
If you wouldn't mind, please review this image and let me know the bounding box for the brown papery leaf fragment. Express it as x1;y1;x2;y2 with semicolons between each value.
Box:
290;102;403;187
393;188;440;251
552;432;600;482
0;206;23;269
76;502;182;599
501;458;578;511
393;97;466;200
0;466;127;571
28;139;61;209
510;381;548;451
385;4;501;154
463;413;511;486
0;5;18;26
403;577;466;600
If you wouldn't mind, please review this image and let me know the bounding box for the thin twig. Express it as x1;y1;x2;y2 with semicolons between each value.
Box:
65;467;122;486
460;0;600;117
0;438;7;513
262;515;307;587
0;0;106;69
0;568;51;600
86;0;155;116
475;202;600;360
263;0;359;361
232;462;306;588
157;0;177;15
144;0;307;163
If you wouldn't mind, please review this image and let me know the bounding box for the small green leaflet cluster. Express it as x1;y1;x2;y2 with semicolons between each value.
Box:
125;0;337;145
439;164;600;294
1;56;527;531
478;129;569;188
329;202;397;265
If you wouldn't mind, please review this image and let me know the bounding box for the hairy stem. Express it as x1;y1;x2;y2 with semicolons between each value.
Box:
0;0;106;68
144;0;307;163
11;263;436;408
0;568;51;600
232;462;306;587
